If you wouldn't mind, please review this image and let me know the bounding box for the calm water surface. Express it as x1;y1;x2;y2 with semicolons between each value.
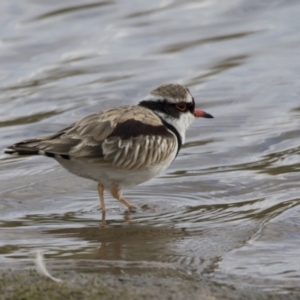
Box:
0;0;300;292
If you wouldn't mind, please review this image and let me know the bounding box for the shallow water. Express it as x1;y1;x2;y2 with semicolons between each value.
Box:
1;0;300;293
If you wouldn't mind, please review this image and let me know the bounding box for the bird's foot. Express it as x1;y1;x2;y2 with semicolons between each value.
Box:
127;205;138;213
140;204;157;212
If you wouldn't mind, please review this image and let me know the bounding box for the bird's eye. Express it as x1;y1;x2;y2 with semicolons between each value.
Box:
175;103;187;111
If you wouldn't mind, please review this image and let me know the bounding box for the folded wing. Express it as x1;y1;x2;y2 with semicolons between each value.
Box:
5;106;177;170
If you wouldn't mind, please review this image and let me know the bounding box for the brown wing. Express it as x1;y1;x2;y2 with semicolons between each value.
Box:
5;105;177;170
69;107;177;170
100;134;176;170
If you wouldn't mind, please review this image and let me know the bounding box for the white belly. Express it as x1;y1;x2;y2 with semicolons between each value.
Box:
55;151;175;190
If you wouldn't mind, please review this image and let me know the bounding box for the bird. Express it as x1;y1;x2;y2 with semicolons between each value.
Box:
4;84;213;222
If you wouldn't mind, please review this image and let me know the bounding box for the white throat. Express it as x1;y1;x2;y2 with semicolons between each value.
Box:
155;111;195;144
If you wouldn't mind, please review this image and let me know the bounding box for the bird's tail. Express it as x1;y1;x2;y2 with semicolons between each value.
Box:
4;125;75;157
4;139;42;156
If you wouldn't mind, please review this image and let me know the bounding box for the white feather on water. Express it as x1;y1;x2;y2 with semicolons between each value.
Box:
34;250;62;283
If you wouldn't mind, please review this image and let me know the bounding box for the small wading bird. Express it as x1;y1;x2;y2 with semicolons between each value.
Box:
4;84;213;223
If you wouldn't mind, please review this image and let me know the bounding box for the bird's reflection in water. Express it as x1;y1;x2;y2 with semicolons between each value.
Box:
46;221;186;263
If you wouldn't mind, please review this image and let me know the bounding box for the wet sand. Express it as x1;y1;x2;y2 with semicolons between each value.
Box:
1;268;299;300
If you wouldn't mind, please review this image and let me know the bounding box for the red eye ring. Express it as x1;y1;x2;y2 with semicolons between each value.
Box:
175;103;187;111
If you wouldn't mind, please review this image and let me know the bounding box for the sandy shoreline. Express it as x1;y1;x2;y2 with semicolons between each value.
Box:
1;268;299;300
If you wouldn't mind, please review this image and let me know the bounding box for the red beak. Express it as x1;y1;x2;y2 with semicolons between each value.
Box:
194;108;213;118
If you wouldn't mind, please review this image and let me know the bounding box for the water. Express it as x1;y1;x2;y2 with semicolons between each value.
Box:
1;0;300;293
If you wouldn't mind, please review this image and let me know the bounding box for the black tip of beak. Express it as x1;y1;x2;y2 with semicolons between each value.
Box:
204;112;214;118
